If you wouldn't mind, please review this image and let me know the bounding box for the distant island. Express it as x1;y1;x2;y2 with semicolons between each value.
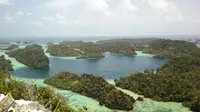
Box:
47;40;139;58
5;44;19;51
46;44;82;57
7;44;49;68
44;72;135;110
0;55;13;71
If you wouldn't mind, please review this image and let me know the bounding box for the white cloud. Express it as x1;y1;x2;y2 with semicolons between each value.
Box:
119;0;138;11
17;11;24;16
148;0;184;21
41;14;67;25
56;13;66;24
31;21;44;26
41;16;55;21
27;12;32;16
44;0;76;8
0;0;9;4
5;12;13;21
84;0;110;16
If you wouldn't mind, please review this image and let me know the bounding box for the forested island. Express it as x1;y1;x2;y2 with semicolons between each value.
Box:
115;39;200;112
5;44;19;51
142;39;200;59
0;55;13;71
46;44;82;57
44;72;135;110
46;40;139;58
7;44;49;68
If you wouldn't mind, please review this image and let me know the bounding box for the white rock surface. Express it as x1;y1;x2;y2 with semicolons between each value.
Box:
0;94;50;112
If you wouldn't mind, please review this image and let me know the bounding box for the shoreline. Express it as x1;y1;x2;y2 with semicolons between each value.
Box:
45;51;154;60
12;76;191;112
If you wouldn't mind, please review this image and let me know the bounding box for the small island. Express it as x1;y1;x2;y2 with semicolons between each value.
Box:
0;55;13;71
98;42;137;55
46;44;82;57
47;40;138;58
7;44;49;69
44;72;135;110
5;44;19;51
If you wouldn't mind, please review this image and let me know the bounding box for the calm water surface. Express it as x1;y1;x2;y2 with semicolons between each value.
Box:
11;53;167;79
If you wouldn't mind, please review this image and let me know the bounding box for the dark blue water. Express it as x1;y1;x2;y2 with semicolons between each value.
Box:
11;53;167;79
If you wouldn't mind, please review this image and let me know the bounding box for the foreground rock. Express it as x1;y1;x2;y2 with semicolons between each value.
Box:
7;44;49;68
44;72;135;111
0;93;50;112
0;55;13;71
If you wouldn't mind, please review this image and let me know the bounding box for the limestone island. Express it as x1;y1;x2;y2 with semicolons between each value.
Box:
7;44;49;69
44;72;135;111
0;55;13;71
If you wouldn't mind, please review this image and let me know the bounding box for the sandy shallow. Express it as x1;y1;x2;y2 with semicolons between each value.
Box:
12;77;191;112
0;50;191;112
135;51;153;57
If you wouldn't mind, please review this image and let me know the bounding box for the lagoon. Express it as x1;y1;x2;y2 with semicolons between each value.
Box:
11;52;166;79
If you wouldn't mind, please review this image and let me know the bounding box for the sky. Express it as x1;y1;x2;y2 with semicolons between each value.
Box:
0;0;200;37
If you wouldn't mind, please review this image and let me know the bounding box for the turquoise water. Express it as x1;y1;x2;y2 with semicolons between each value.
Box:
11;52;166;79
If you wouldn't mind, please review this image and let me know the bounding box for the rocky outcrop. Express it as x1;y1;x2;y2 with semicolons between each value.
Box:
0;93;50;112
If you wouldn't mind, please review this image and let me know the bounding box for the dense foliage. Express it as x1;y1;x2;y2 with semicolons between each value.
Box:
58;40;138;58
115;39;200;112
54;41;104;59
143;39;200;58
98;42;136;55
0;72;75;112
46;44;82;57
97;38;158;51
44;72;135;110
5;44;19;51
0;55;13;71
7;44;49;68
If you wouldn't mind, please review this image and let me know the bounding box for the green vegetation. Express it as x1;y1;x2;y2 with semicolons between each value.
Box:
57;40;138;58
115;39;200;112
44;72;135;110
46;44;82;57
0;55;13;71
47;42;54;46
51;41;104;59
97;38;158;51
98;42;137;55
143;39;200;59
0;72;75;112
7;44;49;68
5;44;19;51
